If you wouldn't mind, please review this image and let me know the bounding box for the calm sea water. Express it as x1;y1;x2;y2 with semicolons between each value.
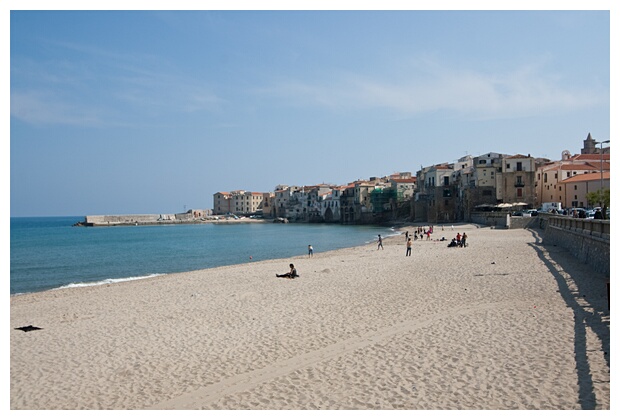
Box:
10;217;398;295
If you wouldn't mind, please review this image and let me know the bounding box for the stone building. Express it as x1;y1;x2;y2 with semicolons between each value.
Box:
212;190;265;216
559;172;610;209
498;154;537;206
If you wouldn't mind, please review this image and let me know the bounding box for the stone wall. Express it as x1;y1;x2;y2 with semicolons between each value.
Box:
542;217;610;277
85;214;162;225
470;212;610;276
470;211;510;228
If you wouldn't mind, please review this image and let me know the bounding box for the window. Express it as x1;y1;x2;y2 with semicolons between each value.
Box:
506;163;511;169
516;162;522;171
544;173;548;182
517;188;523;197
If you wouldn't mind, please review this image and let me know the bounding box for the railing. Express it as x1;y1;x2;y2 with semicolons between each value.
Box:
547;216;610;240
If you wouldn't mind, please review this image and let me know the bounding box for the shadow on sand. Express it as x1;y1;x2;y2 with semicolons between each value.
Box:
526;228;610;410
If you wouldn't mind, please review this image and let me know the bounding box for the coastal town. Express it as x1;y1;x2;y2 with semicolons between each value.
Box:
78;133;610;227
212;133;610;224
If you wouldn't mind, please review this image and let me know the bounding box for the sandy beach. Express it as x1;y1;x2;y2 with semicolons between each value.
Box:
10;224;610;410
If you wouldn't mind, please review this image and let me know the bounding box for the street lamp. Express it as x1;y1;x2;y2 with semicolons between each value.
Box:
598;140;610;191
594;140;610;216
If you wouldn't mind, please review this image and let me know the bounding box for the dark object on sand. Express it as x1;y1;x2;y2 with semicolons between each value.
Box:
15;325;42;332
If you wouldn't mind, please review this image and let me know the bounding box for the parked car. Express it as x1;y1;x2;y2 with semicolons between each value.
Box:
525;209;539;216
567;208;587;218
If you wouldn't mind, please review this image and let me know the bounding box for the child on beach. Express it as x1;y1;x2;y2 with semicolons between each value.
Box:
406;237;412;256
377;235;384;250
308;245;313;257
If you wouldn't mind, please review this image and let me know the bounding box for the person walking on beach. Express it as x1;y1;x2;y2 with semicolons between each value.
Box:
461;232;468;247
308;244;313;257
377;235;384;250
276;263;299;279
406;237;412;256
405;231;409;241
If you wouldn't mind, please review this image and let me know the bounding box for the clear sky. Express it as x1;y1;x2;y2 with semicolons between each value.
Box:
6;2;613;217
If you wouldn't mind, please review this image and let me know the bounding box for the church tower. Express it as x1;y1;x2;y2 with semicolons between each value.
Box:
580;133;598;154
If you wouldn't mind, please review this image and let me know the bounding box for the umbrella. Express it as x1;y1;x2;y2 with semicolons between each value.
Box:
497;203;513;208
512;202;528;206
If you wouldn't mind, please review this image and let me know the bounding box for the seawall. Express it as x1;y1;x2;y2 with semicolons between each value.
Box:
80;214;266;226
84;214;188;226
541;216;610;277
471;212;610;277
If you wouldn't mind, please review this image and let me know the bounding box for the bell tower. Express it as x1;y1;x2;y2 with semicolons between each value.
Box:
581;133;598;154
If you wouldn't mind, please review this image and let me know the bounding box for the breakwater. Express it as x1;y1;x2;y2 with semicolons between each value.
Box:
77;214;264;226
80;214;197;226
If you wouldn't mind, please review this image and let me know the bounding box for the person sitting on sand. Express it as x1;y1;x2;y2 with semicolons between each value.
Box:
448;238;458;248
276;263;299;278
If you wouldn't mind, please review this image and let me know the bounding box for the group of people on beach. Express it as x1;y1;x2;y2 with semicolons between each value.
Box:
403;227;467;254
278;227;468;278
447;232;468;248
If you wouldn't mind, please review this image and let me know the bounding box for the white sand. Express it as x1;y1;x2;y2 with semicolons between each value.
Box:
10;225;610;410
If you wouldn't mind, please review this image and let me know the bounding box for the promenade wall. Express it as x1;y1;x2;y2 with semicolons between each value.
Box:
470;211;511;228
471;212;610;276
542;216;610;277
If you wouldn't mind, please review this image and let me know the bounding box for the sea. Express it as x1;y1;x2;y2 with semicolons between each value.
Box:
10;216;399;296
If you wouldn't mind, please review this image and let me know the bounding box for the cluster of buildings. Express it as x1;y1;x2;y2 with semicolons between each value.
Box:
212;133;610;224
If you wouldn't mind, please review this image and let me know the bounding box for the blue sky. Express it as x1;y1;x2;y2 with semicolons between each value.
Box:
6;3;613;217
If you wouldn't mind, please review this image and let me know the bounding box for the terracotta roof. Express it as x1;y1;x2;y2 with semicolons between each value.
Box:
563;162;610;171
572;153;610;160
391;178;416;183
559;172;610;183
541;161;610;171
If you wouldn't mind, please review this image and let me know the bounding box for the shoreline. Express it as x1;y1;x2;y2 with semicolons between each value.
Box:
11;221;407;297
10;224;610;409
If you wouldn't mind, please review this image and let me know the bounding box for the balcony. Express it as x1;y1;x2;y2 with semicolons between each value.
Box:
514;182;525;188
